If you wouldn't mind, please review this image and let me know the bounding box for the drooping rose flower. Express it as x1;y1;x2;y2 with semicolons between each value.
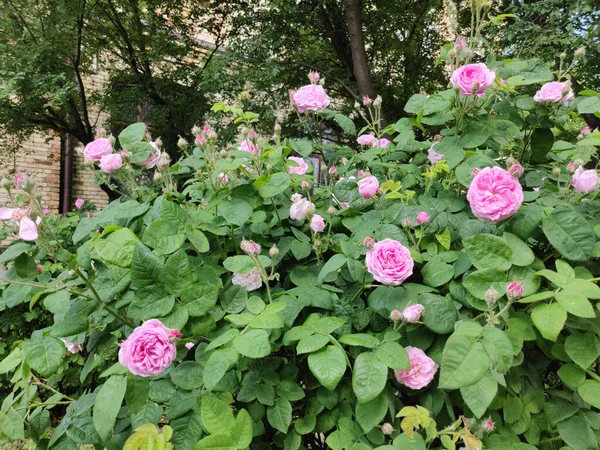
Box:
118;319;178;377
99;153;123;173
394;346;438;390
450;63;496;97
428;145;444;164
402;304;424;323
61;339;83;354
372;138;391;149
288;156;309;175
572;166;600;194
366;238;413;285
232;268;262;292
357;133;377;146
533;81;574;107
291;84;331;113
311;214;326;233
0;208;40;241
83;138;113;161
358;176;379;199
466;167;523;223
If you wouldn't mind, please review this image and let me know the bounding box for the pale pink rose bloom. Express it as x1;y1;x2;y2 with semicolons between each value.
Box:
288;156;309;175
291;193;303;203
581;126;591;135
428;145;444;164
357;134;377;146
506;281;524;300
357;170;365;177
362;96;372;105
466;167;523;223
291;84;331;113
195;135;206;146
42;209;50;215
358;176;379;199
311;214;326;233
61;339;83;354
241;239;261;256
572;166;600;194
373;138;391;149
75;198;84;209
232;268;262;292
394;346;438;390
83;138;113;161
238;139;258;155
363;237;374;249
402;304;424;323
390;309;402;321
185;342;195;350
118;319;178;377
99;153;123;173
366;238;414;285
139;142;161;169
217;172;229;185
533;81;574;106
0;208;40;241
567;163;576;173
381;423;394;435
450;63;496;97
416;212;430;225
290;198;314;220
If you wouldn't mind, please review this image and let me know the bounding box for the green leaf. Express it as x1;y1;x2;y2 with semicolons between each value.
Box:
205;329;240;352
577;96;600;114
186;228;210;253
25;335;66;377
355;393;387;433
289;139;313;157
375;342;410;370
530;128;554;163
231;409;252;449
531;303;566;341
171;361;204;390
421;258;455;288
126;373;149;415
131;242;163;288
557;415;598;450
297;334;330;354
0;347;23;375
503;233;535;266
557;363;586;389
253;172;291;198
223;255;255;274
181;271;221;317
578;380;600;409
482;326;514;374
203;348;238;391
0;242;32;263
93;375;127;442
334;114;356;135
318;254;347;285
201;395;235;435
459;120;491;149
294;413;316;435
503;396;524;424
142;220;185;255
542;210;596;262
162;250;194;296
463;234;512;271
463;269;508;300
220;199;253;226
555;290;595;318
0;407;24;440
267;398;292;433
307;345;346;391
94;228;139;267
119;123;146;148
338;334;380;348
195;434;237;450
15;253;38;279
352;352;388;404
419;293;458;334
51;314;89;337
564;279;600;299
460;372;497;418
439;334;490;389
128;288;175;321
233;329;270;358
565;333;600;369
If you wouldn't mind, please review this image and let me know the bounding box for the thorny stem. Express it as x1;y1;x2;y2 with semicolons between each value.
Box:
31;374;75;402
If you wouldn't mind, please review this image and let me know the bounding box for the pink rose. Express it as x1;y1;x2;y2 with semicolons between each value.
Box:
118;319;177;377
373;138;391;149
99;153;123;173
581;126;591;135
292;84;331;113
533;81;574;106
301;180;310;190
239;139;258;155
402;304;424;323
311;214;325;232
358;176;379;199
42;209;50;215
61;339;82;354
308;71;320;83
466;167;523;223
83;138;113;161
357;133;377;146
572;166;600;194
232;268;262;292
394;346;438;390
416;212;430;225
290;198;314;221
139;142;161;169
75;198;84;209
185;342;195;350
506;281;524;300
428;145;444;164
366;238;414;285
195;135;206;146
288;156;309;175
328;166;337;176
450;63;496;97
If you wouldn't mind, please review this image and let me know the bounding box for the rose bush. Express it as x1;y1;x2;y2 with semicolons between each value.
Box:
2;10;600;450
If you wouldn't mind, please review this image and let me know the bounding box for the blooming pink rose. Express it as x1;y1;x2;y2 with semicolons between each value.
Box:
394;346;438;390
466;167;523;223
118;319;178;377
373;138;391;149
533;81;574;106
232;268;262;292
358;176;379;199
99;153;123;173
402;304;424;323
0;208;40;241
366;238;414;285
416;212;430;225
290;198;314;220
83;138;113;161
506;281;524;300
311;214;325;233
572;166;600;194
185;342;195;350
288;156;309;175
450;63;496;97
291;84;331;113
75;198;84;209
428;145;444;164
61;339;82;354
508;163;524;178
357;133;377;146
139;142;161;169
239;139;258;155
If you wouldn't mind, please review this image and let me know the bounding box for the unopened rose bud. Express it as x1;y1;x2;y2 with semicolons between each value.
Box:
108;135;116;147
567;162;576;173
306;203;316;216
314;239;321;246
574;47;586;59
220;149;228;158
96;127;107;138
185;342;194;350
308;71;320;83
266;164;273;171
471;168;480;178
269;245;279;257
301;181;310;191
552;167;561;176
154;138;163;149
321;164;328;172
390;309;402;321
363;237;374;249
381;423;394;435
358;170;365;177
328;167;337;176
509;163;524;178
177;137;188;149
274;123;282;132
559;51;567;60
362;96;372;105
506;281;524;300
485;286;499;305
505;155;518;167
192;125;202;136
402;218;412;228
402;304;424;323
354;102;361;109
373;95;382;106
327;206;336;216
153;171;162;181
170;330;181;340
0;177;11;190
433;134;442;141
574;158;584;167
341;157;348;165
417;211;430;225
482;417;495;433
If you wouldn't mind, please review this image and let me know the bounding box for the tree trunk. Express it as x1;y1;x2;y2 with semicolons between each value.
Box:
343;0;387;126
